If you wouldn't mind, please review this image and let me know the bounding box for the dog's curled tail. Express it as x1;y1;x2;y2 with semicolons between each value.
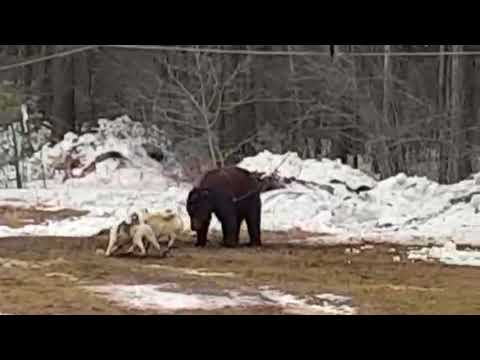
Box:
157;209;176;221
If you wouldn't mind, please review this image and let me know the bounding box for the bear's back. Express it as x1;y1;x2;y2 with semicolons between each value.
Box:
198;166;258;197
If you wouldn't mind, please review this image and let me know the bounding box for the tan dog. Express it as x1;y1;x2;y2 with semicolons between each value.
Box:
135;208;189;254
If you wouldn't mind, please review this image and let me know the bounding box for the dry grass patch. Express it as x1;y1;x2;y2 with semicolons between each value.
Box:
0;234;480;314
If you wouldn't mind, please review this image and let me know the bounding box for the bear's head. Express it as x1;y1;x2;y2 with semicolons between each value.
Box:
186;188;213;231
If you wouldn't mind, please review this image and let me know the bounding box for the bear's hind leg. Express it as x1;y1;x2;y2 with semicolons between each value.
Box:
245;197;262;247
222;216;240;248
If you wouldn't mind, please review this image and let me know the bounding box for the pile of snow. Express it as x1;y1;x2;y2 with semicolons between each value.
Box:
86;284;356;315
408;241;480;267
0;115;180;188
3;117;480;250
0;116;192;237
239;151;376;190
239;151;480;246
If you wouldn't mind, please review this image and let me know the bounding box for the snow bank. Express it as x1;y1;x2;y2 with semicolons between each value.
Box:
3;117;480;249
23;115;180;186
86;284;356;315
239;151;480;246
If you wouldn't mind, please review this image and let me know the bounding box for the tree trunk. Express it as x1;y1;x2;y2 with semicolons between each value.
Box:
39;45;53;117
10;124;23;189
86;51;99;129
52;45;76;141
464;45;480;174
449;45;471;182
326;45;349;164
349;44;360;168
438;45;448;183
249;45;267;130
23;45;34;92
376;45;393;178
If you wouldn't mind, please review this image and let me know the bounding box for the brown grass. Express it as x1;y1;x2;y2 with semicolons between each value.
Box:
0;232;480;315
3;209;23;228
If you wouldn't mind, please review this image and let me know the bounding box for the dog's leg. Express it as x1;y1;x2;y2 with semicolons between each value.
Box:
106;244;119;257
126;244;135;254
164;233;175;256
167;233;176;250
145;228;162;255
132;231;147;257
162;233;176;257
105;227;119;257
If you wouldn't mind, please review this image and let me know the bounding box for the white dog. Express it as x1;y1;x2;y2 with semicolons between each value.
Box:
104;213;162;257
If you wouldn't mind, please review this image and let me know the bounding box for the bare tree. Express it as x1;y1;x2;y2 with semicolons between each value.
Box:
158;47;256;167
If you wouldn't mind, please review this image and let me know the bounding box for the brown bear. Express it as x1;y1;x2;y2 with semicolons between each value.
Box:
186;166;262;248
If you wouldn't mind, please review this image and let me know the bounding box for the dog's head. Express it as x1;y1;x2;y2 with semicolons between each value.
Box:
186;188;213;231
128;211;141;226
127;208;150;225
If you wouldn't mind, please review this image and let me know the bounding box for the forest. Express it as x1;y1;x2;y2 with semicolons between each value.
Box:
1;45;478;185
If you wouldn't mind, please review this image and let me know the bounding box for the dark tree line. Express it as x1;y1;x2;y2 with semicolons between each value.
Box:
1;45;479;184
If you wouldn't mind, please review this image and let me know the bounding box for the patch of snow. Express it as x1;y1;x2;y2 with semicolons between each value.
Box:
345;248;361;255
142;264;237;278
408;241;480;267
259;288;356;315
87;285;267;312
86;284;356;315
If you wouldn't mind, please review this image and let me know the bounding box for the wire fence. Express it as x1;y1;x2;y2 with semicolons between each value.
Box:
1;45;480;73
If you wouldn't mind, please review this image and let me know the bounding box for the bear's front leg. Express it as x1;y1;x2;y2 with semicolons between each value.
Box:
195;219;211;247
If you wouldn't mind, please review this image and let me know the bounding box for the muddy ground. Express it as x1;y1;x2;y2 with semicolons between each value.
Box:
1;230;480;315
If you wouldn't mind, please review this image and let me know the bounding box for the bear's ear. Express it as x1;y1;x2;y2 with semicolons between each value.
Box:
200;189;210;199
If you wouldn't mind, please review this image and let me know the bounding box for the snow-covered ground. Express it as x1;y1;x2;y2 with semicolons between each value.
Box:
86;284;356;315
2;115;480;262
408;241;480;267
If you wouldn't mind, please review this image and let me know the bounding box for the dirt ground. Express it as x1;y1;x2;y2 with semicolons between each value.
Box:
1;230;480;315
0;205;88;228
